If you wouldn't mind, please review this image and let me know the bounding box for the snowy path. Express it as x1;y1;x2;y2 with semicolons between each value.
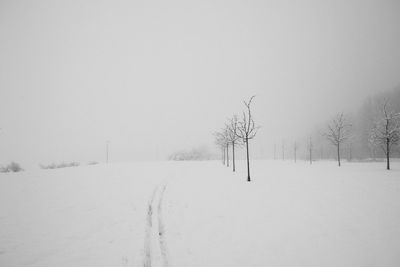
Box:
143;183;169;267
0;162;174;266
143;186;158;267
157;184;170;267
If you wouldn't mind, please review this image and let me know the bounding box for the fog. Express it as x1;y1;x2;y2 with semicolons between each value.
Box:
1;0;400;167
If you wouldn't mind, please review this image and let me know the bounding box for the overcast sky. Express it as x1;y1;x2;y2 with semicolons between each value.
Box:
1;0;400;166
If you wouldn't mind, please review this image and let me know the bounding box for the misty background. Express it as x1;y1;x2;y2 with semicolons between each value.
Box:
1;0;400;167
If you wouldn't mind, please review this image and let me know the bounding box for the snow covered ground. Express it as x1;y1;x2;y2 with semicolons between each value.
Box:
1;160;400;266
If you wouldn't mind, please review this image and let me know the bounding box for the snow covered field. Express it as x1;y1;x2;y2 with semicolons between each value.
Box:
1;160;400;266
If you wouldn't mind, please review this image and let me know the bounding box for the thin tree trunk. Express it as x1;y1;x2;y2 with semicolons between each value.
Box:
372;147;376;161
226;144;229;167
386;119;390;170
232;142;236;172
348;145;352;162
246;138;250;182
337;143;341;167
223;147;225;165
386;138;390;170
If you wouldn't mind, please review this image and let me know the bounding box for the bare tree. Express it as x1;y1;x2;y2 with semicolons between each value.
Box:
223;126;230;168
368;129;378;161
321;145;325;160
226;115;241;172
214;131;227;165
347;136;354;162
370;99;400;170
236;96;259;182
324;113;352;166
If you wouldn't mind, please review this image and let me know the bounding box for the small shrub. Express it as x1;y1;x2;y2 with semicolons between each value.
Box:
0;162;24;173
168;147;213;161
40;162;80;169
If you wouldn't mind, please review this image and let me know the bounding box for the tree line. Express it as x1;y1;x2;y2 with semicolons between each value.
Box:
214;96;260;182
282;89;400;170
215;89;400;176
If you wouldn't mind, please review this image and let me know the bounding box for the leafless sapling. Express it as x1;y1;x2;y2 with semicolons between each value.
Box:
324;113;352;166
214;131;227;165
370;99;400;170
236;96;260;182
223;126;230;168
226;115;241;172
368;129;378;161
347;136;354;162
320;146;324;160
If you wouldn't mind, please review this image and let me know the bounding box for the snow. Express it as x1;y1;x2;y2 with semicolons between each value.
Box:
1;160;400;266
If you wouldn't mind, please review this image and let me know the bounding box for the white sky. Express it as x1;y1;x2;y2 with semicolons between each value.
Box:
1;0;400;166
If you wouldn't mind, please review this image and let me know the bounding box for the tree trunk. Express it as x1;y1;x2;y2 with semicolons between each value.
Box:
223;147;225;165
232;142;236;172
337;143;341;167
246;138;250;182
372;147;376;161
386;137;390;170
226;144;229;167
348;146;351;162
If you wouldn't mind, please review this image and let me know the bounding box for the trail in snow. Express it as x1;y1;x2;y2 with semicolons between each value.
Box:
143;187;158;267
143;183;169;267
158;184;169;267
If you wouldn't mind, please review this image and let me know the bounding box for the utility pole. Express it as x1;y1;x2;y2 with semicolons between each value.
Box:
106;140;110;164
309;136;312;165
274;143;276;160
294;141;297;163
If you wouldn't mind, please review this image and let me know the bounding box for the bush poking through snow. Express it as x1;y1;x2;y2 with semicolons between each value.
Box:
88;161;98;165
40;162;80;169
0;162;24;173
168;148;213;161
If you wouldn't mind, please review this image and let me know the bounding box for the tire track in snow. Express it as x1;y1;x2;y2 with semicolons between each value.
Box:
143;183;170;267
143;186;158;267
158;184;169;267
